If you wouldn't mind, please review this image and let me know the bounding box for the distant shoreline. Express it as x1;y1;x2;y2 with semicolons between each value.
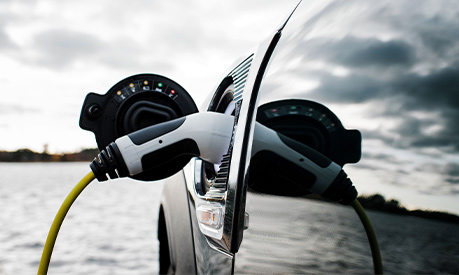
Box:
297;194;459;225
357;194;459;224
3;148;458;224
0;148;99;162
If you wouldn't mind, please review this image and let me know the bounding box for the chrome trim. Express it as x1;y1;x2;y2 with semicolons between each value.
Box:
185;52;260;253
225;33;282;253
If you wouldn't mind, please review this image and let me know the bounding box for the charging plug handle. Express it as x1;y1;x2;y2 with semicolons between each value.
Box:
90;112;234;182
252;122;357;204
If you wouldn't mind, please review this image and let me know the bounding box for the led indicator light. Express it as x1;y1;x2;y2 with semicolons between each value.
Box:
144;80;149;85
196;204;222;227
129;83;134;88
157;82;163;88
200;210;214;224
171;89;176;94
195;203;224;239
117;91;122;95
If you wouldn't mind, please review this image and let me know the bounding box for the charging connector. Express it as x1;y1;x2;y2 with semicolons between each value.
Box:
91;111;358;206
90;112;235;182
251;121;357;204
90;142;129;181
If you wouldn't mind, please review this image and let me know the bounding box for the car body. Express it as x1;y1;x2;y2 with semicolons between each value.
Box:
158;1;459;274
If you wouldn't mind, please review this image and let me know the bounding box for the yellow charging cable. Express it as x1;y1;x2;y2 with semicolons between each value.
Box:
37;172;382;274
37;171;96;275
351;199;383;274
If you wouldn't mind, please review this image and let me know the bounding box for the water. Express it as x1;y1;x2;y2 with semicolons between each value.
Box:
0;162;164;275
2;163;459;274
236;193;459;274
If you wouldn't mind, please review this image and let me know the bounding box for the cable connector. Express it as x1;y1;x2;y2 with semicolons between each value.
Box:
90;142;129;181
251;122;358;204
90;112;234;182
321;169;357;205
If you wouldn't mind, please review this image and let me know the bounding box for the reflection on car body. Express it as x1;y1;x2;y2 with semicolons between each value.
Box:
156;0;459;274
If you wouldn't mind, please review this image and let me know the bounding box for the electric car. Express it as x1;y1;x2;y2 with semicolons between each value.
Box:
156;1;459;273
79;1;459;274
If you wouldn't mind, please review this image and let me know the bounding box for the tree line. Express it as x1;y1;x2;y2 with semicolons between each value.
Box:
357;194;459;224
0;148;99;162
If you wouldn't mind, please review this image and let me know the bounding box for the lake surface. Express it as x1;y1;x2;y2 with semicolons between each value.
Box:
1;163;459;274
0;162;164;275
236;193;459;274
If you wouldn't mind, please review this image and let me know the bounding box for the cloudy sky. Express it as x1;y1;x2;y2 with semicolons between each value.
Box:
2;0;458;214
256;0;459;214
0;0;297;153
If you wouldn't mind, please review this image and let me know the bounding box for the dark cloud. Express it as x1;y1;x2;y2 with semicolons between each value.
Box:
32;29;105;69
307;55;459;151
385;65;459;151
409;135;458;151
420;28;459;56
396;65;459;111
446;178;459;185
293;36;416;71
443;163;459;177
331;37;416;68
310;72;385;103
406;14;459;58
388;113;458;151
311;61;459;107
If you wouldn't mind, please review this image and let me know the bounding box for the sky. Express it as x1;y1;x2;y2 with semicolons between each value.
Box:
1;0;458;214
0;0;298;153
